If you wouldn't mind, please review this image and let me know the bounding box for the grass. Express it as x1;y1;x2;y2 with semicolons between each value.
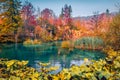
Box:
74;37;104;50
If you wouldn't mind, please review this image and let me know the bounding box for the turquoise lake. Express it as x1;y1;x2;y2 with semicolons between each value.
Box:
0;41;106;73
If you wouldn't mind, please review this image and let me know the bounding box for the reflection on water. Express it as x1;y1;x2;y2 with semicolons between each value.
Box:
0;41;106;72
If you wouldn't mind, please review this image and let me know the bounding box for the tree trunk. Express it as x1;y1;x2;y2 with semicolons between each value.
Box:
14;30;18;49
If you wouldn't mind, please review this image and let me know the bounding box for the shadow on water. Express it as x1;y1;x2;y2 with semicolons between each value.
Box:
0;41;106;73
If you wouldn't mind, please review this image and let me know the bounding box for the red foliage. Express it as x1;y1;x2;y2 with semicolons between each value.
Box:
0;18;3;24
41;8;54;20
61;4;72;25
35;25;42;34
28;15;37;26
21;1;36;27
54;18;63;26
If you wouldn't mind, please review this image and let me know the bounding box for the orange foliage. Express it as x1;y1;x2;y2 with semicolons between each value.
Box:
35;25;42;35
54;18;63;26
48;18;54;25
0;18;3;24
99;13;113;33
73;20;81;29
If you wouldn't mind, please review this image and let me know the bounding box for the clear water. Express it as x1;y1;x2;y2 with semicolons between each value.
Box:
0;41;106;73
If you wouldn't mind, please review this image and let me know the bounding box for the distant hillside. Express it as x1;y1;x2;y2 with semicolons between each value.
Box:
73;12;117;21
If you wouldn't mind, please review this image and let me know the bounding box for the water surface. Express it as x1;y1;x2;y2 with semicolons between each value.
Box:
0;41;106;73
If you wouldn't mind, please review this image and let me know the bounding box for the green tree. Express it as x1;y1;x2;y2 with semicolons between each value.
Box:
0;0;22;43
60;4;72;25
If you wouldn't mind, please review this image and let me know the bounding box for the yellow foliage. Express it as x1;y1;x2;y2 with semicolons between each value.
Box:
39;62;50;67
23;39;33;45
84;58;89;63
33;39;41;44
6;60;15;68
23;39;41;45
61;41;74;49
105;48;117;58
48;66;59;71
31;72;39;78
0;50;120;80
52;76;59;80
9;76;21;80
21;61;29;66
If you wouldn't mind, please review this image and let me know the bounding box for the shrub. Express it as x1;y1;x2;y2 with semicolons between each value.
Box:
105;13;120;50
61;41;74;49
33;39;42;45
23;39;33;45
23;39;42;45
74;37;104;50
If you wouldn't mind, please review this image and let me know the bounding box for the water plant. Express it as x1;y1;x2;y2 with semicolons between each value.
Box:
0;50;119;80
74;37;104;50
61;41;74;49
23;39;42;45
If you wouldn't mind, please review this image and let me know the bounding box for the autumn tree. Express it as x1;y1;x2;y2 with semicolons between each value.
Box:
89;11;104;36
0;0;22;42
40;8;56;38
34;25;41;39
40;8;55;28
41;8;54;21
21;0;36;39
37;7;41;18
106;12;120;50
60;4;75;40
90;12;100;30
60;4;72;26
98;9;113;41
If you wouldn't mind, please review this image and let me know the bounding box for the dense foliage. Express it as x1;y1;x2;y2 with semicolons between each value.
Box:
0;0;119;80
105;13;120;50
0;0;22;43
0;50;120;80
0;0;115;44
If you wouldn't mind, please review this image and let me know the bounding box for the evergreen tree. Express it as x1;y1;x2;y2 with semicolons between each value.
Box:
60;4;72;25
60;4;74;40
0;0;22;42
106;9;110;15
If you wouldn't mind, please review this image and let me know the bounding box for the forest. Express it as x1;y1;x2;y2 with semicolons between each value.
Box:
0;0;120;80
